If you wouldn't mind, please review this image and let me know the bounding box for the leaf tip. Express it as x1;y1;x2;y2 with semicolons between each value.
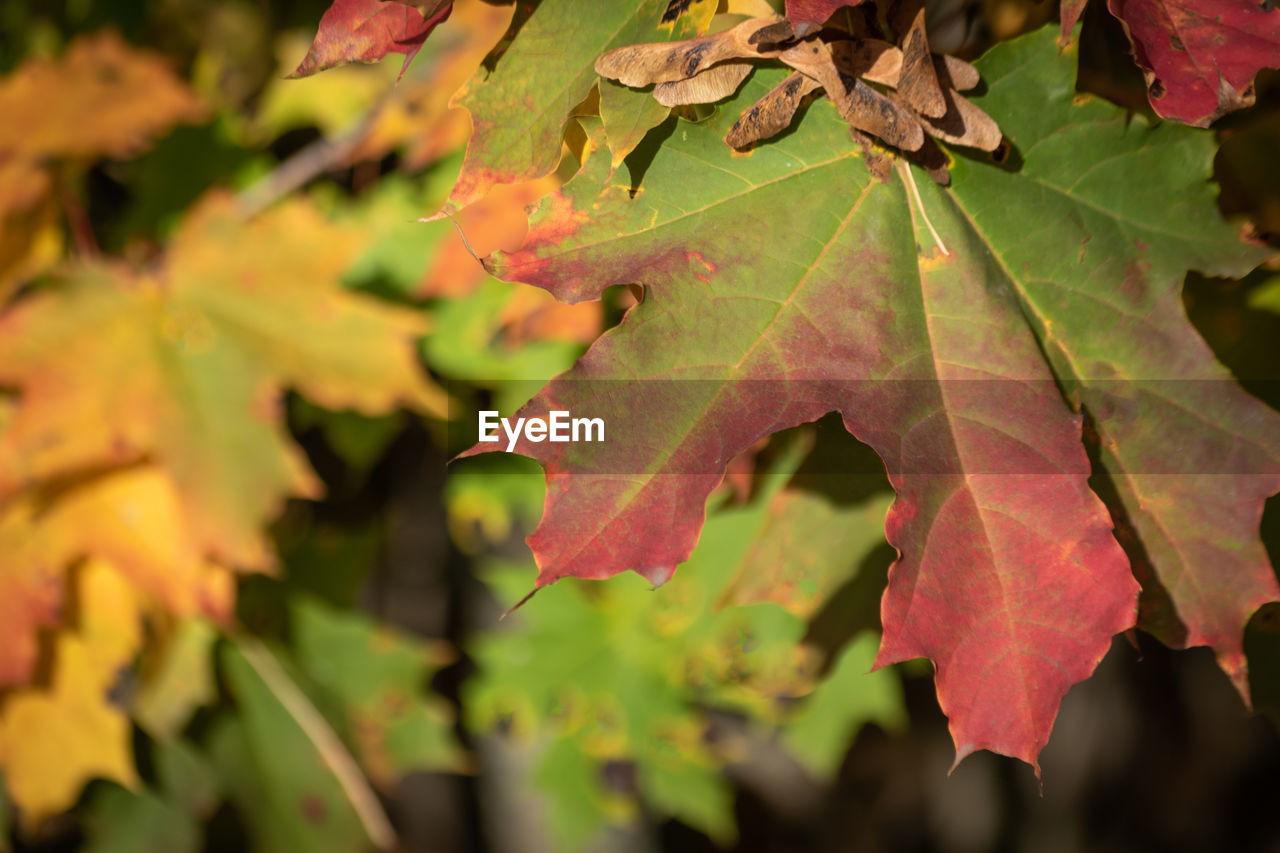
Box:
636;564;676;587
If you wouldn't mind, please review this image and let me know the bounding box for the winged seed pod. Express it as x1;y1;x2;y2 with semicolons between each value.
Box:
594;1;1003;180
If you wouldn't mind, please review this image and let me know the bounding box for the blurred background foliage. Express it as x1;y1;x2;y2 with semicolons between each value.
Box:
0;1;1279;852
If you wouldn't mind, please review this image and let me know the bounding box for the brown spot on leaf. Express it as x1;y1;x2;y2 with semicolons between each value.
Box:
301;793;327;825
662;0;693;23
380;687;411;718
682;41;712;76
1119;258;1151;303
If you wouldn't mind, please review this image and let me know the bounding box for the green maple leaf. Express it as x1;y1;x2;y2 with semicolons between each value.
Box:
444;0;716;212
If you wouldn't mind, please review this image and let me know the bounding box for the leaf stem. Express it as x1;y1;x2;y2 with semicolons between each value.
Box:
898;159;948;256
238;639;396;850
57;173;98;259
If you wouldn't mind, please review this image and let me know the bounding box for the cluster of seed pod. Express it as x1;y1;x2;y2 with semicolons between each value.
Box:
596;2;1003;182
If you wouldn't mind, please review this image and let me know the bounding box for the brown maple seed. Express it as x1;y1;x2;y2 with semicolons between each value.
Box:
595;18;778;87
829;38;903;87
656;61;754;107
596;6;1002;169
725;70;821;148
778;40;925;151
934;53;980;92
906;86;1003;152
896;7;947;118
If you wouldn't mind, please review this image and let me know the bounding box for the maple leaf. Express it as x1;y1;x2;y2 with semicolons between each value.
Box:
0;194;444;576
289;0;454;80
0;30;206;161
443;0;717;213
0;30;205;298
472;26;1280;768
1065;0;1280;126
417;169;604;349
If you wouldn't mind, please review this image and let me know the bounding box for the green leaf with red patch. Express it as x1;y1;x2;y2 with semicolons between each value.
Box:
471;25;1280;769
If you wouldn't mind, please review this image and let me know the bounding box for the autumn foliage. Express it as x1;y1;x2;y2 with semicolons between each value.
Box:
1;0;1280;849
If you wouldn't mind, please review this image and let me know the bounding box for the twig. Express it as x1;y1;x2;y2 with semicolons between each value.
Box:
56;172;98;258
444;210;482;264
235;90;394;220
239;639;396;850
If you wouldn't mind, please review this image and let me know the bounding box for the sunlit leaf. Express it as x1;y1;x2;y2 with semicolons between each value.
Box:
0;561;142;828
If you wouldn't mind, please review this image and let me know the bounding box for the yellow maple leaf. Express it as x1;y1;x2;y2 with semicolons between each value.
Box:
0;30;207;300
0;466;234;688
0;30;206;161
0;559;143;830
0;193;445;578
0;493;68;688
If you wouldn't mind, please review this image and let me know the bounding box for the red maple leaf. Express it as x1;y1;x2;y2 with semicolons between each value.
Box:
289;0;453;80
